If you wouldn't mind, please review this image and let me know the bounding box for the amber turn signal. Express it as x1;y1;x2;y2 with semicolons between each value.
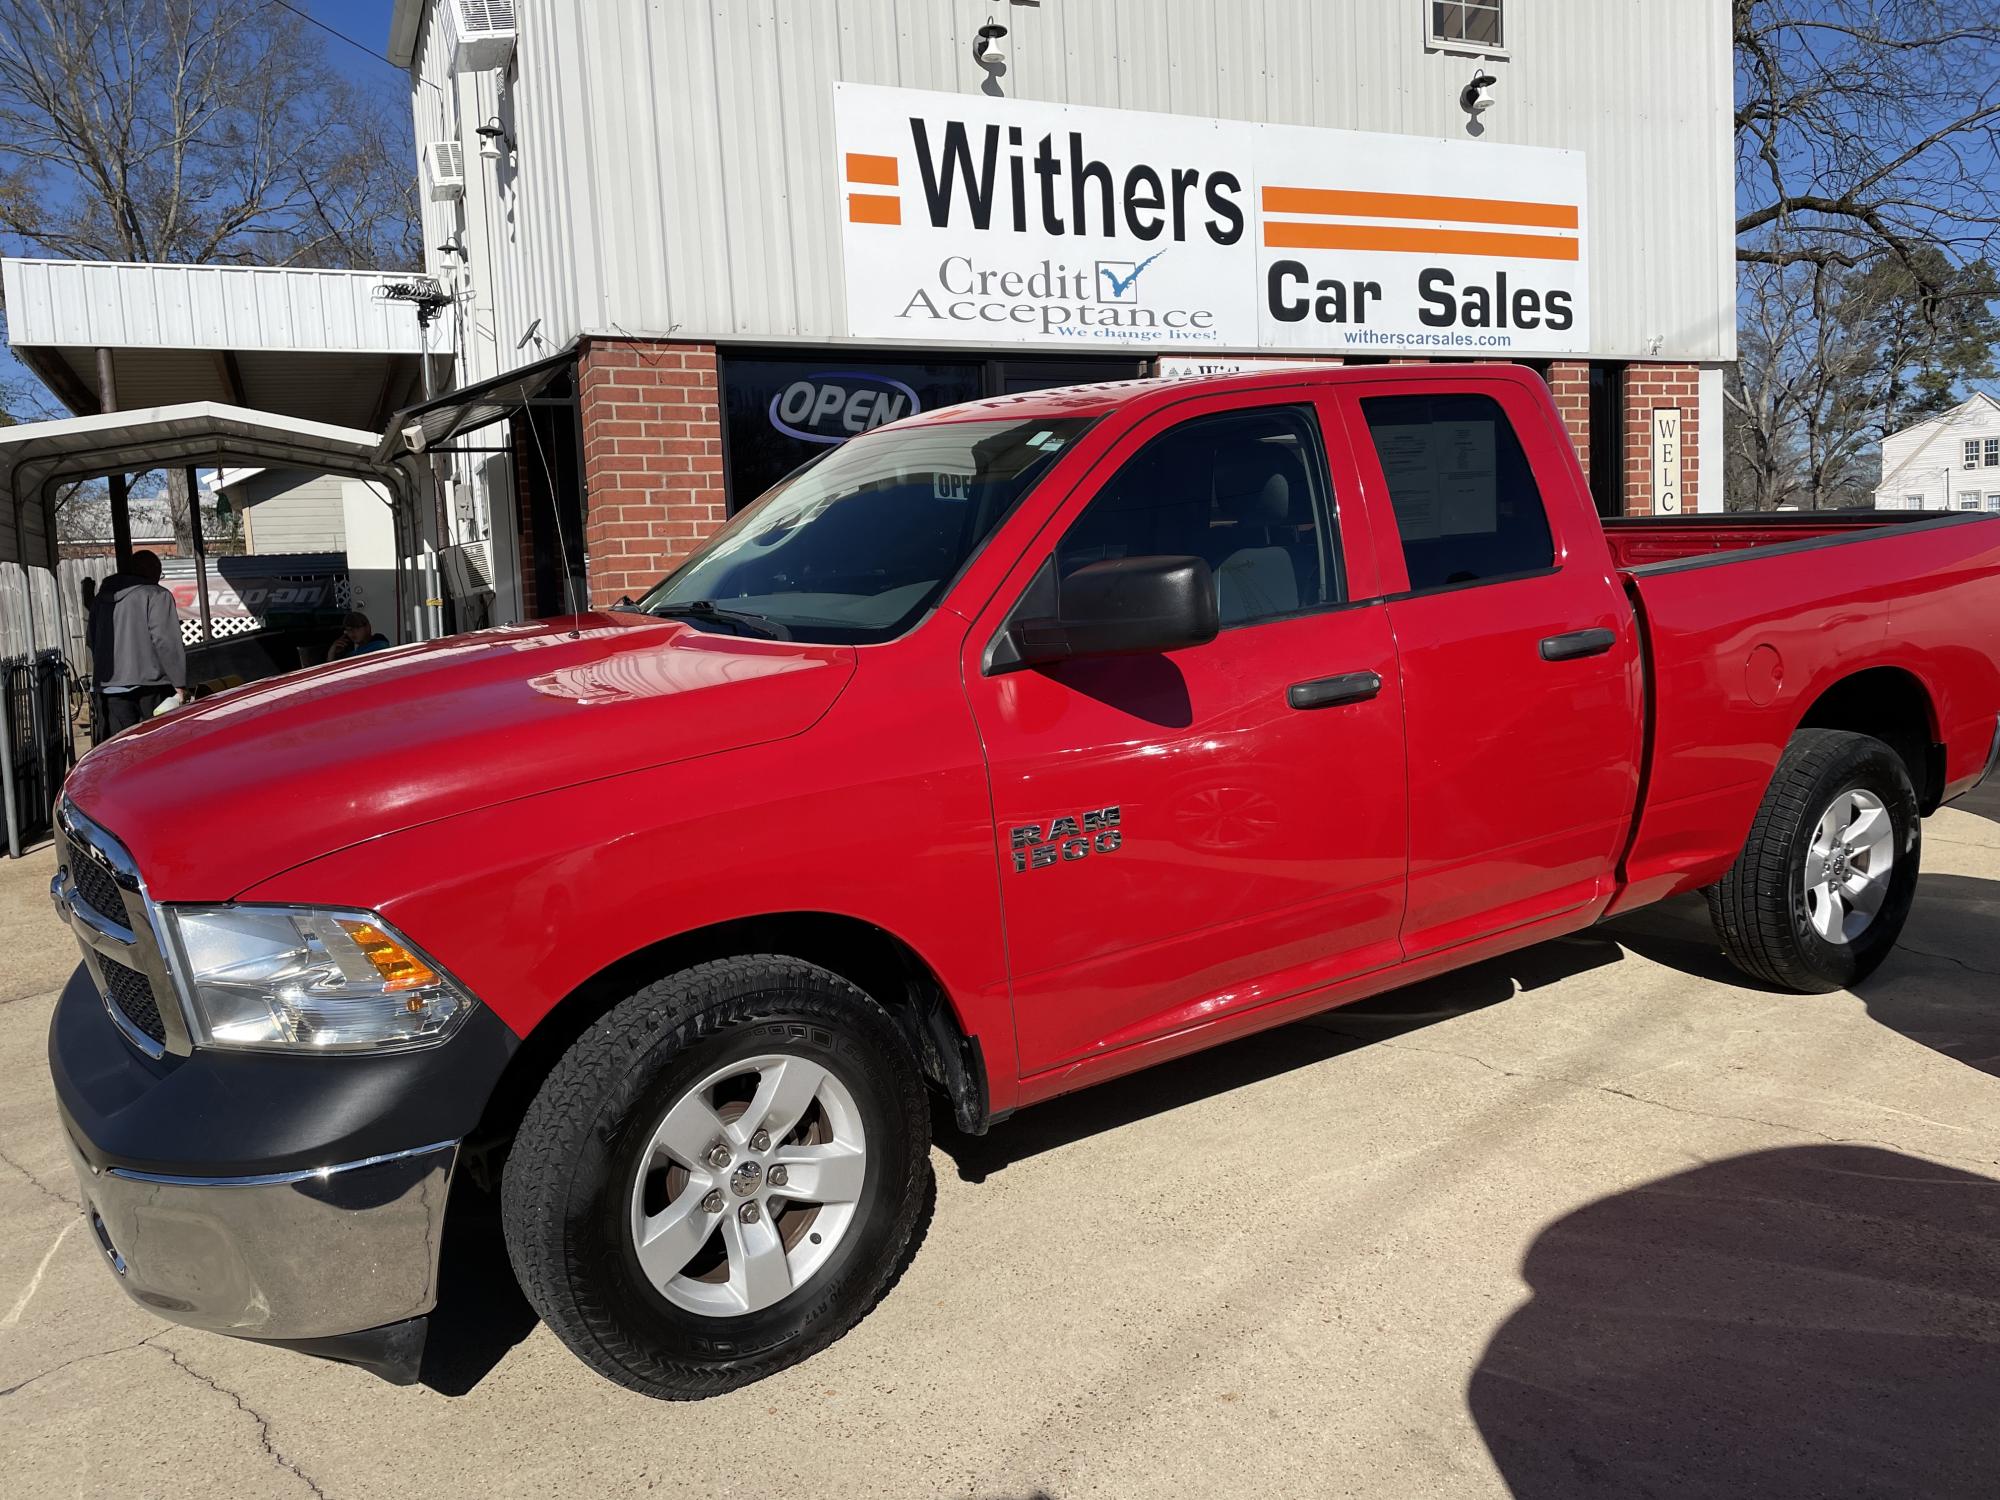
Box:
338;920;441;993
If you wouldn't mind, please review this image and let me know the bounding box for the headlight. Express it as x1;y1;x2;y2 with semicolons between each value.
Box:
162;905;477;1053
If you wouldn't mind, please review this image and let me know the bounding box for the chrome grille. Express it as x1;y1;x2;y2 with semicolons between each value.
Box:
99;956;167;1046
69;848;129;930
53;799;188;1057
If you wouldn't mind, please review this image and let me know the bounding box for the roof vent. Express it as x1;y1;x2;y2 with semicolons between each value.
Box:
424;140;466;202
446;0;517;73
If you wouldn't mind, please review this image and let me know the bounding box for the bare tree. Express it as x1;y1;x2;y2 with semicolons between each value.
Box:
1726;248;1995;511
1730;2;2000;508
0;0;417;269
1736;0;2000;284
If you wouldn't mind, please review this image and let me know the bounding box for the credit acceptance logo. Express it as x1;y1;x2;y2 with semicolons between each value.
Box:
833;83;1589;355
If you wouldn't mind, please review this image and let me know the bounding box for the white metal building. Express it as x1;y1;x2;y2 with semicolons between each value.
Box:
387;0;1738;611
1873;393;2000;513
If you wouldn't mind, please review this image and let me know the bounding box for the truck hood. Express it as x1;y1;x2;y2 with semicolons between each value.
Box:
65;614;855;898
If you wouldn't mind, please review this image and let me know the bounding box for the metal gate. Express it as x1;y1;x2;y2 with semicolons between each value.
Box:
1;653;74;855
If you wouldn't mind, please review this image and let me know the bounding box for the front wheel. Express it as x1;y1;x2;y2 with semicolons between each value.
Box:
1706;729;1922;993
501;956;932;1398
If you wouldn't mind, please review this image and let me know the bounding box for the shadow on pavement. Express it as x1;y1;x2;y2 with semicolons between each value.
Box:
1607;877;2000;1083
1469;1144;2000;1498
935;926;1628;1182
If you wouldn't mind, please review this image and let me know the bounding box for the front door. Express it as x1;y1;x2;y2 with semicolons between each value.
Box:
963;391;1409;1075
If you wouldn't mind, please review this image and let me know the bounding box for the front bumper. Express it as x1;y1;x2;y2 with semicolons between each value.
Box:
63;1127;456;1347
50;956;518;1381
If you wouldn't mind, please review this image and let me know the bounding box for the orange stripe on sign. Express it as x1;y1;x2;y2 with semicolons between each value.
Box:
847;192;902;225
1262;186;1579;231
846;152;900;186
1262;220;1579;261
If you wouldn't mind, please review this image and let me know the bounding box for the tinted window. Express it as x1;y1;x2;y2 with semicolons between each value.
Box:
1057;406;1339;628
1360;392;1554;592
640;417;1090;643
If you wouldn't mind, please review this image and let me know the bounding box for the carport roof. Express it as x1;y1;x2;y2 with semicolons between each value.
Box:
1;258;433;432
0;402;417;510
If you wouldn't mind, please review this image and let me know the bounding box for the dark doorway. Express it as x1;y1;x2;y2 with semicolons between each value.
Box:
514;371;587;618
1588;360;1626;517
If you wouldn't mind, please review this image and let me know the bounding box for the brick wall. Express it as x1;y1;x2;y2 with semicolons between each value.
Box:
1547;359;1590;484
1621;364;1700;516
576;339;726;607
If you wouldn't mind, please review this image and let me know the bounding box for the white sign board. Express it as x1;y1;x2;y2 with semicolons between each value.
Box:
1652;407;1683;515
1155;355;1322;379
834;83;1589;357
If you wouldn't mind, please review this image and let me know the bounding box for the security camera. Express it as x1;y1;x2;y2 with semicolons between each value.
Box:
401;422;429;455
1461;72;1498;114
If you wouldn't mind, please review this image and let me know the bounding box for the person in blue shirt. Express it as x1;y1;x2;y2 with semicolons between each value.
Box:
326;611;391;663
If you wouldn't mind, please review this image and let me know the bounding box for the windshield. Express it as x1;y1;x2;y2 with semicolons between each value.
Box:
634;416;1092;644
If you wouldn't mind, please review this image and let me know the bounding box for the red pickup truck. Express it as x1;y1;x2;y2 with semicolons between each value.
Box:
48;365;2000;1398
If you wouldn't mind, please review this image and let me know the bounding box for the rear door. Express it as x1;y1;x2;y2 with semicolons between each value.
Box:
963;389;1408;1074
1336;377;1643;955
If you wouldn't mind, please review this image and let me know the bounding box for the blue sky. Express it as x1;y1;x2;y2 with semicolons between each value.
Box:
290;0;403;86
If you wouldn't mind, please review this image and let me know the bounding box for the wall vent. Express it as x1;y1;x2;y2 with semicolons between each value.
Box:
447;0;517;74
424;140;466;202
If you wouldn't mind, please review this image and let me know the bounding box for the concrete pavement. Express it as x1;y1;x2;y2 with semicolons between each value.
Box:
3;789;1997;1497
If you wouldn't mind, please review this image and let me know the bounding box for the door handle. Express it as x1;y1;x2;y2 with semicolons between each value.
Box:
1539;628;1617;662
1288;670;1383;710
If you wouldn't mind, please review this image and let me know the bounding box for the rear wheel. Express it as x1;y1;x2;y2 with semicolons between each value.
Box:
501;956;931;1398
1706;729;1921;993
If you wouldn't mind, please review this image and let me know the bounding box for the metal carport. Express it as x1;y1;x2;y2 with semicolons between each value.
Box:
0;402;423;856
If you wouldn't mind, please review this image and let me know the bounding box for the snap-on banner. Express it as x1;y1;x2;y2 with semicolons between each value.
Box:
833;83;1590;358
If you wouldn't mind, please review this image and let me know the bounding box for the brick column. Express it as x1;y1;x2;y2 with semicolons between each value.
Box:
576;339;727;607
1546;359;1590;484
1621;364;1701;516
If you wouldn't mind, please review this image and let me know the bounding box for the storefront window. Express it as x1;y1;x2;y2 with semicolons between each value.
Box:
720;355;984;511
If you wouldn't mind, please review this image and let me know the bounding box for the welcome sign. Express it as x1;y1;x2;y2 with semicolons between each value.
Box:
834;83;1589;358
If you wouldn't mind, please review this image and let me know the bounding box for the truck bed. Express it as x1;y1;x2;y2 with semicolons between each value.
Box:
1606;508;2000;915
1600;509;1969;572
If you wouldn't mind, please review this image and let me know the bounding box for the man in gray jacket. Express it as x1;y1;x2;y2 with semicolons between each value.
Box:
89;551;187;736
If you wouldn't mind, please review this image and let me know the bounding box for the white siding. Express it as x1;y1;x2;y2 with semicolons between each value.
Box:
411;0;1736;382
1;259;425;354
231;472;351;553
1875;397;2000;511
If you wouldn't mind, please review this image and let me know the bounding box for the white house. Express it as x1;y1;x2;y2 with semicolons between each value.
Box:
1873;392;2000;512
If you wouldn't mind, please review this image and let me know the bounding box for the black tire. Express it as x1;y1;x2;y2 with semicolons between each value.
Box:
1705;729;1922;993
501;955;931;1399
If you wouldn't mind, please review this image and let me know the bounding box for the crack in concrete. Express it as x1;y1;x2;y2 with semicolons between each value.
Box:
151;1342;330;1500
1368;1038;2000;1170
1896;941;2000;979
0;1331;163;1398
0;1146;78;1212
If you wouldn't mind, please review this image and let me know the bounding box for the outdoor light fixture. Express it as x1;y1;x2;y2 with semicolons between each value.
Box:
974;17;1008;66
1460;71;1498;114
435;240;468;260
474;118;514;160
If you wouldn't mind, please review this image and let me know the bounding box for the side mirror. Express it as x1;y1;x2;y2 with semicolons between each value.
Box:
987;555;1219;673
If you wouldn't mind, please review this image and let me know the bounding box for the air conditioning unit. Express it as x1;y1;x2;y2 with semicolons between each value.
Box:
424;140;465;202
446;0;517;73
